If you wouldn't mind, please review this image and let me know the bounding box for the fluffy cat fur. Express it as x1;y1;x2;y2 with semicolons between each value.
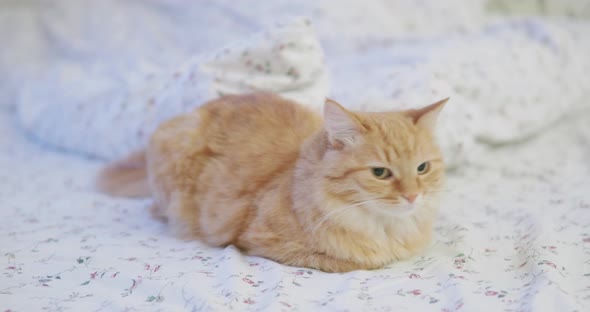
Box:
97;93;447;272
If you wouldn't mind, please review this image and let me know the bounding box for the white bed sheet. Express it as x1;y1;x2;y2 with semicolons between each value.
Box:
2;108;589;311
2;1;590;311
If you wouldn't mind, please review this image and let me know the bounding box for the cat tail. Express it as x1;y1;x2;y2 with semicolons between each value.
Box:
96;150;151;198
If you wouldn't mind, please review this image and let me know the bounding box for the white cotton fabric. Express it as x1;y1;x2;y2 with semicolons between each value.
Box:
15;16;328;161
1;1;590;310
2;102;589;312
5;1;590;168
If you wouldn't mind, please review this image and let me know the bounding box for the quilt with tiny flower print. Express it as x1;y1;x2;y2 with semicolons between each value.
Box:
2;105;590;311
2;1;590;311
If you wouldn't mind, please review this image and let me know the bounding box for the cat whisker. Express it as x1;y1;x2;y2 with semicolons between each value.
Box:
306;198;383;235
307;205;355;235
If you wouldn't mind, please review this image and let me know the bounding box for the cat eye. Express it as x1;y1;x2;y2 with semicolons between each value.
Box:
372;167;392;179
417;161;430;175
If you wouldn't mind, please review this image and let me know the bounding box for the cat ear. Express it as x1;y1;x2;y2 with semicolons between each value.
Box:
409;98;448;131
324;98;364;147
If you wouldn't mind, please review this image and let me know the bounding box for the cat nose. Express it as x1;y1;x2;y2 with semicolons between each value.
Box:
402;194;418;203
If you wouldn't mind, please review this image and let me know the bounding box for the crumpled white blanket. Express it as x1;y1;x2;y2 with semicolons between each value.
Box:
4;1;590;169
16;17;329;161
2;1;590;311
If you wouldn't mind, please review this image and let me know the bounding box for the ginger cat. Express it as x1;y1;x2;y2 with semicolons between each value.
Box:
98;93;447;272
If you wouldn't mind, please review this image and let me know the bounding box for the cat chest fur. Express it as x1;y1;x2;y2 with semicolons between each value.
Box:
308;208;434;268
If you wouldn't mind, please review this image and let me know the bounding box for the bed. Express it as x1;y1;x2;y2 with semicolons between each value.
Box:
1;1;590;311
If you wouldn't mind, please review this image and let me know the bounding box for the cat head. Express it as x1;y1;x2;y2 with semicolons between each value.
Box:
319;98;447;218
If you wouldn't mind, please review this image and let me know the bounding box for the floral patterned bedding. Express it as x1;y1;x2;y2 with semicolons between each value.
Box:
2;106;590;311
2;1;590;311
